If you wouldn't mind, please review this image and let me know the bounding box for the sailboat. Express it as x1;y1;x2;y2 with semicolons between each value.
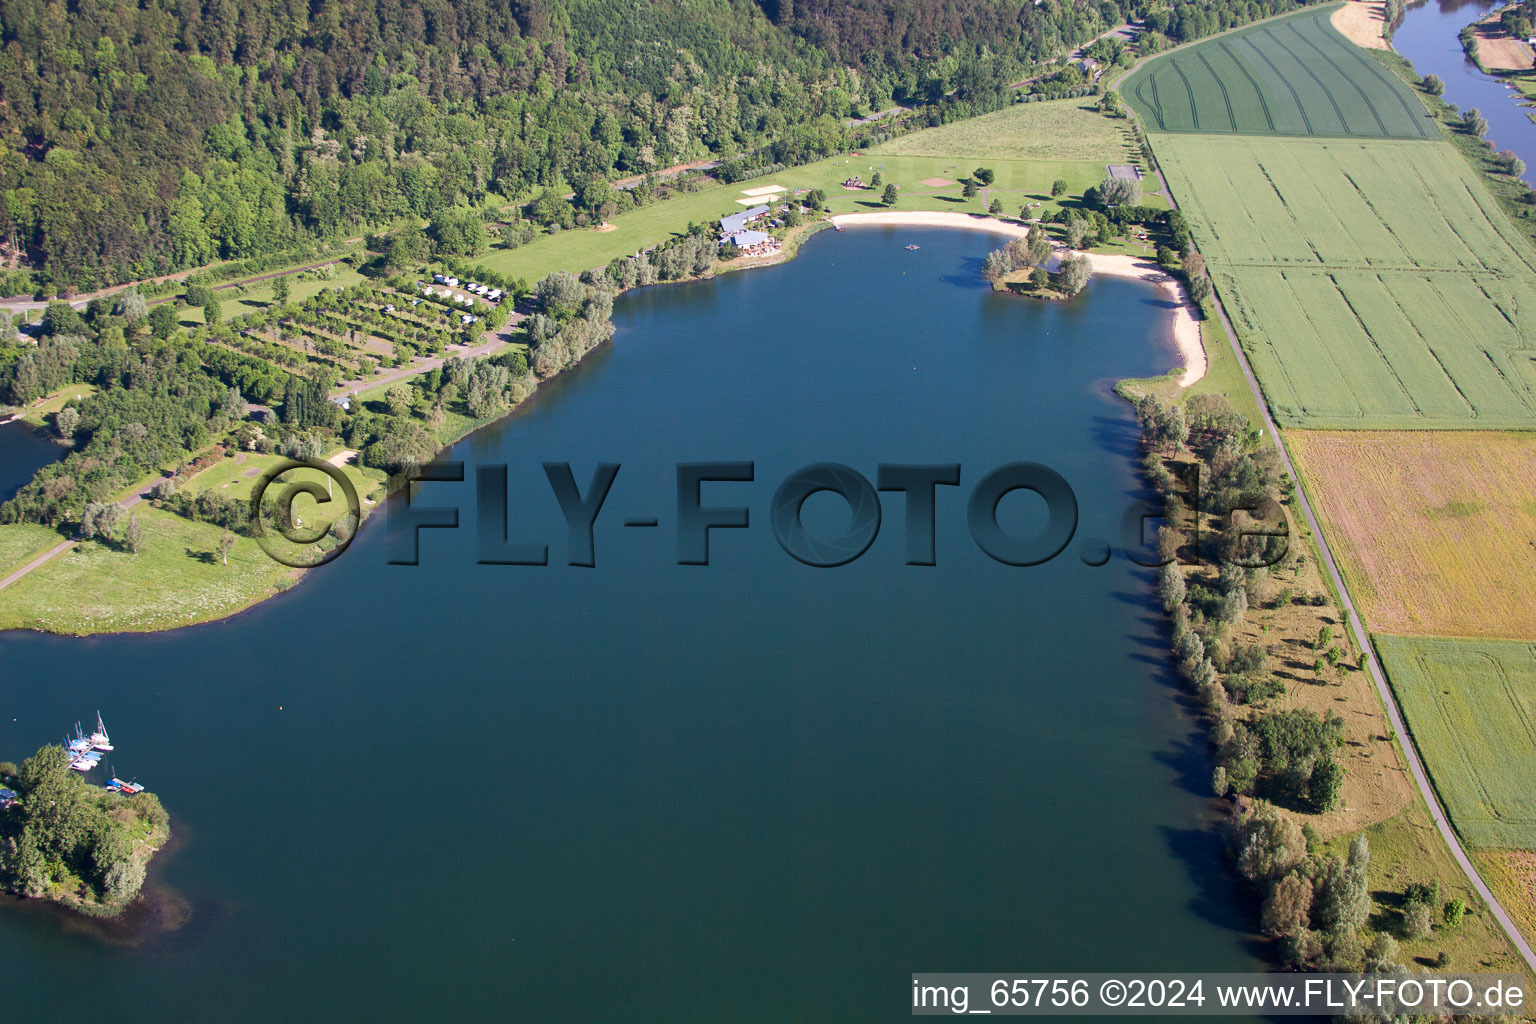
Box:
89;711;113;752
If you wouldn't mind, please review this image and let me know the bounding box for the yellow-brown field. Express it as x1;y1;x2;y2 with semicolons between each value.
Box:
1474;849;1536;949
1287;431;1536;640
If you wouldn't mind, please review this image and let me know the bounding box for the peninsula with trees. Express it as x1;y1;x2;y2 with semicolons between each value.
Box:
0;746;170;916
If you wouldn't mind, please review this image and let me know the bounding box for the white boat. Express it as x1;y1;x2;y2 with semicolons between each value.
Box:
89;712;113;752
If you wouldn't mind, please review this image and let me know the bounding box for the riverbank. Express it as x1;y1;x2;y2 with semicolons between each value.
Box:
1464;7;1535;73
831;212;1207;386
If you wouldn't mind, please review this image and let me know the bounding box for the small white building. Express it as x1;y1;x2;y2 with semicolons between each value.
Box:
433;273;447;284
488;289;503;301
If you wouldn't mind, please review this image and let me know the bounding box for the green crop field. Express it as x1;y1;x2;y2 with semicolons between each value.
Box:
1376;635;1536;849
1123;6;1434;139
1156;133;1536;428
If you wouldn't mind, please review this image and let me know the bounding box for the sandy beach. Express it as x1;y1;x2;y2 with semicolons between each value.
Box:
830;211;1207;386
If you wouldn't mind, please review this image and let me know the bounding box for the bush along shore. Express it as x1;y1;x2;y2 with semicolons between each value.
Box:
0;746;170;916
1130;391;1500;973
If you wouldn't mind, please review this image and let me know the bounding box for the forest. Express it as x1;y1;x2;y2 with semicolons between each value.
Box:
0;0;1174;290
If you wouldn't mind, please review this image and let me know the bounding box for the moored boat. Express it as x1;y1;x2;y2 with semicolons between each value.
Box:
89;712;113;752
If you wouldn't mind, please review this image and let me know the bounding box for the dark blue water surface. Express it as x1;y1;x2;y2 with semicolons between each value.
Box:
0;419;63;501
0;227;1265;1022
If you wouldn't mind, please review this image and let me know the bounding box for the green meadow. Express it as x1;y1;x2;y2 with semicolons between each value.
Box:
476;99;1155;282
1376;635;1536;849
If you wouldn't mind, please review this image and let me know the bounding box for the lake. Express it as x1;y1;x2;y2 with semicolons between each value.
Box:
0;419;64;502
0;227;1266;1021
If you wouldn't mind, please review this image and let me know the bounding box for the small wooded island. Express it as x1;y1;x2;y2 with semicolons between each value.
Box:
0;746;169;915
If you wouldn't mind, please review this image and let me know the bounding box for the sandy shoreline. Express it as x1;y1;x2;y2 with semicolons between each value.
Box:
831;211;1206;387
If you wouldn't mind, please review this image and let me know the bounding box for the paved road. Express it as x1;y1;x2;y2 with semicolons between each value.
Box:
1134;85;1536;975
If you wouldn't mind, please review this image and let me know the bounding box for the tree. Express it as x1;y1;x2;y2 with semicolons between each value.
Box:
1443;897;1466;928
1029;266;1048;289
1097;176;1142;206
1464;108;1488;137
962;179;978;199
271;275;291;307
1423;74;1445;96
1403;898;1434;939
204;298;222;325
1059;253;1092;296
1261;871;1314;937
1315;836;1371;936
55;405;79;440
1234;803;1306;882
973;167;995;185
148;303;179;339
1308;756;1344;812
1158;562;1186;611
1190;275;1214;304
1067;219;1090;250
218;529;236;566
1051;178;1069;197
870;171;882;187
385;383;414;416
79;501;122;542
114;287;148;322
881;183;899;207
125;513;144;554
1025;225;1052;267
988;197;1004;216
982;249;1013;284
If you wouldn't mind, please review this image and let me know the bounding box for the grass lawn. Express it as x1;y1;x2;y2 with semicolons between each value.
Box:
1156;133;1536;429
1375;635;1536;850
15;383;98;427
0;505;299;635
1350;800;1536;983
175;265;368;326
0;522;67;576
870;97;1141;161
184;451;387;508
476;99;1157;283
1287;431;1536;639
1117;317;1265;428
1122;5;1435;139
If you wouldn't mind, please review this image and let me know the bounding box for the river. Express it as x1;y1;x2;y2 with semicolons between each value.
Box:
1395;0;1536;180
0;227;1267;1021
